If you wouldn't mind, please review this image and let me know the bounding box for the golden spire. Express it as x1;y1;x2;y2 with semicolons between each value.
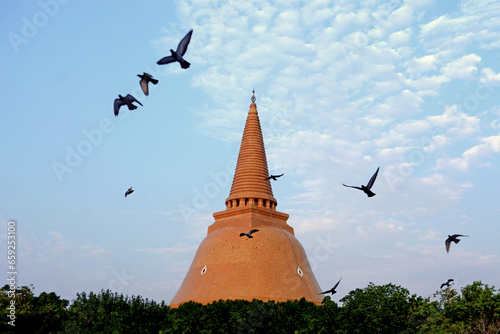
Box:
225;91;277;210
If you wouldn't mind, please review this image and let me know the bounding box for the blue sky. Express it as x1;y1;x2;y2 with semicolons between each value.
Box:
1;0;500;304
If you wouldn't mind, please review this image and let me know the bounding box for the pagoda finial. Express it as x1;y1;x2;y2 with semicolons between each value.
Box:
251;89;256;103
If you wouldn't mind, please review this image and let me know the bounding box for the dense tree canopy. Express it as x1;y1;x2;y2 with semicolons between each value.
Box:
1;281;499;333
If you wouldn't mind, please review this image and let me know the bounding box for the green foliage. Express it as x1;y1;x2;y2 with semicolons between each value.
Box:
63;289;171;333
444;281;500;333
337;282;426;334
0;284;68;334
3;281;500;333
413;281;500;334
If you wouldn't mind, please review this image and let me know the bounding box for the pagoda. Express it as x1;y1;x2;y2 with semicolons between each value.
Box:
170;92;323;306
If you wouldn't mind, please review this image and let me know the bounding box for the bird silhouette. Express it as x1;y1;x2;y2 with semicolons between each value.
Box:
114;94;143;116
239;229;259;238
342;167;380;197
264;173;284;181
137;72;158;96
440;279;454;289
445;234;469;253
157;29;193;69
125;187;134;198
319;277;342;295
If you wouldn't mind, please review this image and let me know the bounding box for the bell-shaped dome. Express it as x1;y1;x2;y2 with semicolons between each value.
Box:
169;226;322;306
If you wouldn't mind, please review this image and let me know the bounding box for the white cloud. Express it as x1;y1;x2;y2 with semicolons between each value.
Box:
79;244;108;257
374;89;424;116
460;0;500;18
440;54;481;80
375;218;405;232
418;0;500;51
405;74;449;91
377;146;414;161
404;0;435;7
49;230;64;240
16;229;110;283
480;68;500;83
420;15;453;37
405;54;438;74
388;5;414;30
418;229;441;241
418;174;472;203
437;133;500;171
426;105;480;138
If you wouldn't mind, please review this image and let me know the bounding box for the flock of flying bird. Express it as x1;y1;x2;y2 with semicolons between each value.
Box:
242;167;470;297
116;28;470;299
113;28;194;118
117;29;194;198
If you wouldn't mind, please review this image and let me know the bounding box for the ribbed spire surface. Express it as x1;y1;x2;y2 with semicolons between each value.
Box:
225;93;277;210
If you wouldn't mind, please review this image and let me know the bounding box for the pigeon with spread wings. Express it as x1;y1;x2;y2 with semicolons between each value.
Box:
264;173;284;181
114;94;143;117
157;29;193;69
319;277;342;295
125;187;134;198
343;167;380;197
137;72;158;96
239;229;259;238
445;234;469;253
440;279;454;289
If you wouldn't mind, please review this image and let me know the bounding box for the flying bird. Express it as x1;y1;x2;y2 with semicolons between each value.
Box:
319;277;342;295
445;234;469;253
114;94;143;116
440;279;454;289
264;173;284;181
157;29;193;69
342;167;380;197
137;72;158;96
125;187;134;198
239;229;259;238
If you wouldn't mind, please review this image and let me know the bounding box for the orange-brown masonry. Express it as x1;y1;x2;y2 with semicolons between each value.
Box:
169;93;323;307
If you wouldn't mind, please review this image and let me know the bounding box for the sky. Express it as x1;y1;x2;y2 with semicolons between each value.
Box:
1;0;500;305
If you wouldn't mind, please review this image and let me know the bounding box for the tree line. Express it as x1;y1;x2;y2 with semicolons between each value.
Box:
1;281;499;333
